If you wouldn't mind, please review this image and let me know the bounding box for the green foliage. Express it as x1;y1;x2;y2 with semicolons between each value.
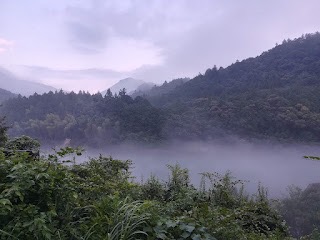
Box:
87;197;149;240
0;150;79;239
1;90;164;146
0;115;8;147
278;156;320;239
300;228;320;240
139;164;289;240
304;155;320;160
279;183;320;238
149;33;320;142
140;174;165;201
150;217;216;240
199;171;247;208
0;145;291;239
0;146;137;239
0;88;16;103
5;135;40;151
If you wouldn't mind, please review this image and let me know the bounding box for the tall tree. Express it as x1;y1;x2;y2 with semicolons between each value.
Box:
0;115;8;147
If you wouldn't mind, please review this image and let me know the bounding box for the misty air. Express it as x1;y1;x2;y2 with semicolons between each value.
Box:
0;1;320;239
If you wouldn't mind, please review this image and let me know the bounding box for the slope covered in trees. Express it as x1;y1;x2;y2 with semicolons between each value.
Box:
152;33;320;105
1;90;164;146
2;33;320;144
101;77;146;96
145;33;320;142
0;88;16;103
131;78;190;99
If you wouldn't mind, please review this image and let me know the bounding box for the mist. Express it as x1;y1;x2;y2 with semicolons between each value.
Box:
58;140;320;198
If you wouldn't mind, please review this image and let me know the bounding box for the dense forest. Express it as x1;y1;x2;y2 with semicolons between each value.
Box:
131;78;190;99
145;33;320;141
1;90;164;146
2;33;320;145
0;88;16;103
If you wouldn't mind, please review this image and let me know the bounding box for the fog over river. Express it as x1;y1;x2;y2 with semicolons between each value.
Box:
48;140;320;197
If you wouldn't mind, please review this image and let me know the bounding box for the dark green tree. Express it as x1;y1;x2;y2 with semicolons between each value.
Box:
5;135;40;151
106;88;113;98
119;88;127;97
0;115;8;147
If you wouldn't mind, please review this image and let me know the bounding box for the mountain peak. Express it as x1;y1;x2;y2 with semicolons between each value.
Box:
119;77;136;82
102;77;146;95
0;67;56;96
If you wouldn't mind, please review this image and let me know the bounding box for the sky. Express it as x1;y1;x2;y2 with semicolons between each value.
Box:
0;0;320;92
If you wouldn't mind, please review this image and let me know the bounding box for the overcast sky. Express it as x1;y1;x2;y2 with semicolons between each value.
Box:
0;0;320;92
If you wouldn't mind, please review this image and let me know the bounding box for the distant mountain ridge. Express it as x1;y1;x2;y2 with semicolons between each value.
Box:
0;88;16;102
101;78;146;96
0;67;56;96
152;33;320;107
147;33;320;141
2;33;320;143
131;78;190;99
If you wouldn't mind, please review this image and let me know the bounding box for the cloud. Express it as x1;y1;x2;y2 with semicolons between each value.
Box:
0;38;13;54
0;38;13;46
132;0;320;83
21;66;124;78
7;65;132;92
65;11;112;53
2;0;320;90
63;0;212;51
64;1;117;54
61;0;221;82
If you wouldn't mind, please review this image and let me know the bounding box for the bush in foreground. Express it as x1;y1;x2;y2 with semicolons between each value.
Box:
0;147;289;239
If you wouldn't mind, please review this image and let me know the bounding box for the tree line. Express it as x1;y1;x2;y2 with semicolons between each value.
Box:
0;90;164;146
2;33;320;145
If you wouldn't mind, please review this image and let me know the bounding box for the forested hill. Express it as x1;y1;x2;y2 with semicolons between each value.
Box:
131;78;190;99
1;90;164;146
0;88;16;102
144;33;320;141
1;33;320;144
148;33;320;107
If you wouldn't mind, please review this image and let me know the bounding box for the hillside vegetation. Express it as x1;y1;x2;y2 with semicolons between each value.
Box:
0;88;16;103
0;143;289;239
131;78;190;99
2;33;320;144
1;90;163;146
145;33;320;141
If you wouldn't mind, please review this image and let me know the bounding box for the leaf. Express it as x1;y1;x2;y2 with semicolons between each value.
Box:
0;198;12;212
0;229;19;239
0;198;12;206
36;173;50;180
179;223;195;233
181;231;191;238
191;234;202;240
304;155;320;160
166;220;177;228
185;225;195;233
156;232;167;239
11;163;25;172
